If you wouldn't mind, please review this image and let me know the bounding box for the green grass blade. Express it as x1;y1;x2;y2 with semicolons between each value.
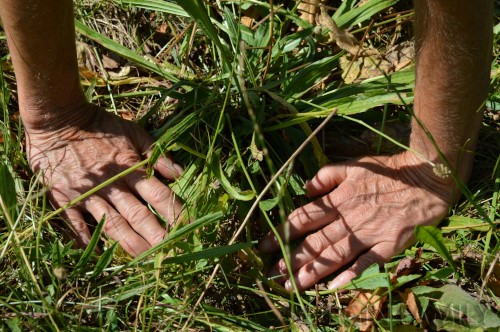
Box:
336;0;399;28
114;0;188;16
91;242;119;279
161;242;254;265
0;161;17;220
174;0;232;67
72;215;106;276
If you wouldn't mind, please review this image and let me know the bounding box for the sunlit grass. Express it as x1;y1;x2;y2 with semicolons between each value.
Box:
0;0;498;330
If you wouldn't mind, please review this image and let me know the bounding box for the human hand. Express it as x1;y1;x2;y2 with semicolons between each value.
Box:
26;104;183;257
259;152;453;291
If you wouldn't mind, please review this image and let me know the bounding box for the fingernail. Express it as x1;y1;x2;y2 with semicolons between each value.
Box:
285;280;292;291
302;180;309;190
278;260;287;273
327;274;348;290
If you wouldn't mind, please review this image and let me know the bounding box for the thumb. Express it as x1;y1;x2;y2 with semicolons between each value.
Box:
306;163;348;197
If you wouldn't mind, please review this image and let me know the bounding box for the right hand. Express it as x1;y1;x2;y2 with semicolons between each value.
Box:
26;104;183;257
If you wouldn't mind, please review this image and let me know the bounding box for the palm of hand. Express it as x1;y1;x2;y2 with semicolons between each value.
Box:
260;153;452;291
26;106;183;257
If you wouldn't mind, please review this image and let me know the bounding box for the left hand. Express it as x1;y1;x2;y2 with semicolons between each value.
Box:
259;151;453;291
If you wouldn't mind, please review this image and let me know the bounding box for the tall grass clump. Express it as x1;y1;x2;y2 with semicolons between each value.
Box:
0;0;498;330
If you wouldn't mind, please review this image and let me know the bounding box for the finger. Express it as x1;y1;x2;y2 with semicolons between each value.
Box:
84;196;151;257
60;207;92;248
49;188;93;248
327;242;394;290
101;185;166;246
259;189;345;253
305;163;348;197
139;133;183;180
273;219;352;276
283;233;370;291
125;171;183;225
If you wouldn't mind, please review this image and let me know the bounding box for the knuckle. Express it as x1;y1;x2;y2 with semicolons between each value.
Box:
124;204;151;225
103;213;122;235
305;233;327;255
149;185;171;205
323;243;348;264
289;208;310;228
116;152;141;166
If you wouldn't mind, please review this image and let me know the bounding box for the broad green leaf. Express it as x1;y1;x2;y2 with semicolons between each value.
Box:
342;264;388;290
414;225;457;272
75;20;187;82
91;242;119;279
72;215;106;276
413;284;500;330
0;162;16;220
259;196;280;211
445;216;490;232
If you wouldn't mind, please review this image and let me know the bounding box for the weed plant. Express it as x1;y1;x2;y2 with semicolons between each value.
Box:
0;0;499;330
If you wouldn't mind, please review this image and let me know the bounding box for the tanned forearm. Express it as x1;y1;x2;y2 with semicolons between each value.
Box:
411;0;493;182
0;0;87;132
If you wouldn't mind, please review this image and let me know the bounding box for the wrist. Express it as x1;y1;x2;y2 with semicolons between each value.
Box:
408;118;479;185
21;98;94;134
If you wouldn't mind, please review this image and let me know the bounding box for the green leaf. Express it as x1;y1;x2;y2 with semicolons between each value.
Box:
335;0;399;29
445;216;490;232
91;242;119;279
413;284;500;330
342;264;388;290
72;215;106;276
259;197;280;211
414;225;457;272
284;55;340;98
114;0;188;17
0;162;16;220
213;155;255;201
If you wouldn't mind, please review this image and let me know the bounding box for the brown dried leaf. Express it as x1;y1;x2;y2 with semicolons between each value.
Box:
486;263;500;297
391;255;422;283
298;0;321;25
345;291;387;332
102;55;120;70
401;288;422;324
241;16;254;28
118;110;135;121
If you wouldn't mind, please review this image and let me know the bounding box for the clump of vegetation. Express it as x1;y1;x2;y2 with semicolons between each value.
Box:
0;0;499;330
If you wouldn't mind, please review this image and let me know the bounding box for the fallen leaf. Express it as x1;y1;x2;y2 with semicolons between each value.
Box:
391;255;422;283
298;0;321;25
240;16;254;28
401;288;422;324
118;110;135;121
345;291;387;332
102;55;120;70
486;263;500;297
